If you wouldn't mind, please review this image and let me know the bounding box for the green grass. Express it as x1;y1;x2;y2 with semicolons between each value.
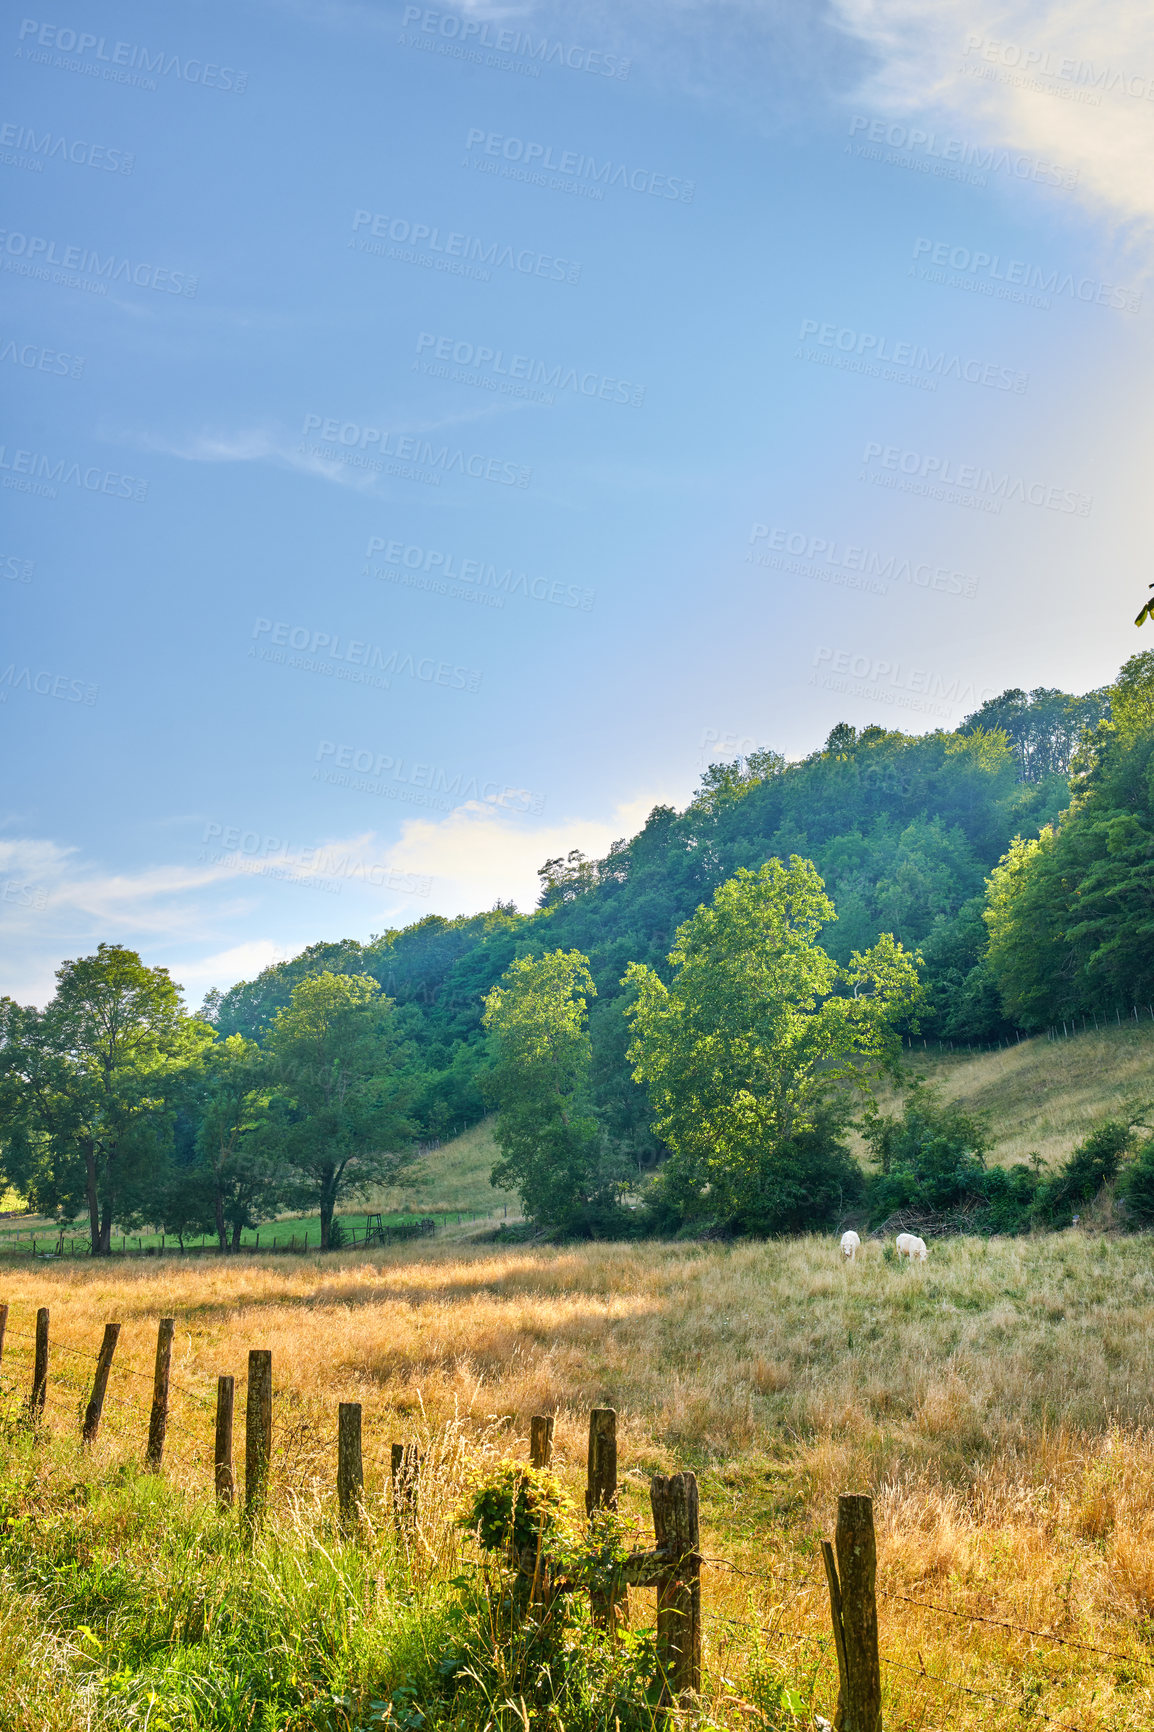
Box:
0;1119;516;1258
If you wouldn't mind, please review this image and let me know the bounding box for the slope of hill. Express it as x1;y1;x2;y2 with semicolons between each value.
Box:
883;1019;1154;1169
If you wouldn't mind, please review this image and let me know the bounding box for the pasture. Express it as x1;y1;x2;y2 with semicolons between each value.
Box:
3;1230;1154;1729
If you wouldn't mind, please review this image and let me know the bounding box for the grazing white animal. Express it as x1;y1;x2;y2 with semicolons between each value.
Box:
896;1232;928;1262
840;1230;861;1262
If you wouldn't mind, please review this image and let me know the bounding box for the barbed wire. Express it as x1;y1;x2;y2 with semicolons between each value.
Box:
3;1323;215;1411
881;1653;1092;1731
879;1588;1134;1662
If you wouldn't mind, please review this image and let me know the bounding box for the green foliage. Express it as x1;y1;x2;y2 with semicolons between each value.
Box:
482;951;628;1232
1117;1136;1154;1226
625;859;918;1233
266;971;418;1249
1037;1119;1133;1226
0;944;213;1253
984;694;1154;1027
461;1461;575;1555
862;1084;1054;1235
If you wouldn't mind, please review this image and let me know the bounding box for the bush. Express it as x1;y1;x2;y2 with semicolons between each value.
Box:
863;1086;992;1223
1117;1137;1154;1227
1037;1120;1133;1226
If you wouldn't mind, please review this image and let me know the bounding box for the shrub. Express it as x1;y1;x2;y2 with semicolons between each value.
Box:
1117;1137;1154;1227
1037;1120;1133;1226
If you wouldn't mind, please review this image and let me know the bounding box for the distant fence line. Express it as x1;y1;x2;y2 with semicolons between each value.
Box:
0;1206;513;1261
905;1001;1154;1056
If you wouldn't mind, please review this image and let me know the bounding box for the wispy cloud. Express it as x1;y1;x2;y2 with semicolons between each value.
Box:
831;0;1154;236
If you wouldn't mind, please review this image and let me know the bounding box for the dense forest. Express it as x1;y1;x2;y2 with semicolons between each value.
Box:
5;652;1154;1248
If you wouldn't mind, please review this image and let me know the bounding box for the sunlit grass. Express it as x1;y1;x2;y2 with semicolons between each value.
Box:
3;1228;1154;1726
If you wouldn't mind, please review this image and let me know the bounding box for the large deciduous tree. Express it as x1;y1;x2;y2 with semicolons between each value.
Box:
623;858;921;1234
265;971;416;1249
482;950;621;1230
0;944;212;1253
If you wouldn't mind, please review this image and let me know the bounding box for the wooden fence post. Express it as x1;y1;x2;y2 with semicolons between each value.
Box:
338;1403;364;1534
0;1301;8;1369
28;1306;48;1419
823;1494;882;1732
215;1376;235;1507
82;1323;121;1443
391;1441;421;1531
586;1408;617;1513
245;1349;273;1525
145;1317;175;1470
651;1473;701;1705
587;1407;627;1629
529;1414;554;1467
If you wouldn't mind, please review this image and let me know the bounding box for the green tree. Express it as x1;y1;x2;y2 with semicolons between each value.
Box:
190;1034;284;1250
482;950;620;1230
265;971;416;1249
623;859;920;1233
0;945;212;1253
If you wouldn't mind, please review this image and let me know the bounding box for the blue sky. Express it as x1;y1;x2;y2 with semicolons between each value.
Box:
4;0;1154;1005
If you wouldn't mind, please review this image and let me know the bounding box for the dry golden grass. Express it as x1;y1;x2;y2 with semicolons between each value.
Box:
880;1020;1154;1169
5;1229;1154;1726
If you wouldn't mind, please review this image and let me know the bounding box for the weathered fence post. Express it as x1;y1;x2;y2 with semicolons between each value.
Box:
529;1414;554;1467
391;1441;421;1533
145;1317;175;1470
338;1402;363;1534
823;1494;882;1732
651;1473;701;1705
586;1407;627;1629
82;1323;121;1443
28;1306;49;1419
245;1349;273;1525
0;1300;8;1369
215;1376;235;1507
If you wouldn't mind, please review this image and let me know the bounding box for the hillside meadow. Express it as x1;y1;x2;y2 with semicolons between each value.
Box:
3;1229;1154;1730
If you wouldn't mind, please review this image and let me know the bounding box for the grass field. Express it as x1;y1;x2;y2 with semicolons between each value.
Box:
4;1225;1154;1730
5;1027;1154;1729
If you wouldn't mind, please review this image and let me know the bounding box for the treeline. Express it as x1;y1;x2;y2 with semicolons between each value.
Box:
4;654;1153;1245
0;956;417;1253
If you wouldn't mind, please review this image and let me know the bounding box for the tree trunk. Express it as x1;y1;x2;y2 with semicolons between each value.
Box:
98;1194;114;1256
214;1187;228;1253
231;1219;243;1251
85;1145;102;1255
320;1173;336;1251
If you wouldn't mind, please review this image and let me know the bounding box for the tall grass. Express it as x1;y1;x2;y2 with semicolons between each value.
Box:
4;1231;1154;1727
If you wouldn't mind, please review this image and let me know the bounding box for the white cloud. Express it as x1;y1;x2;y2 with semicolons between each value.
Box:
832;0;1154;236
380;790;677;914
